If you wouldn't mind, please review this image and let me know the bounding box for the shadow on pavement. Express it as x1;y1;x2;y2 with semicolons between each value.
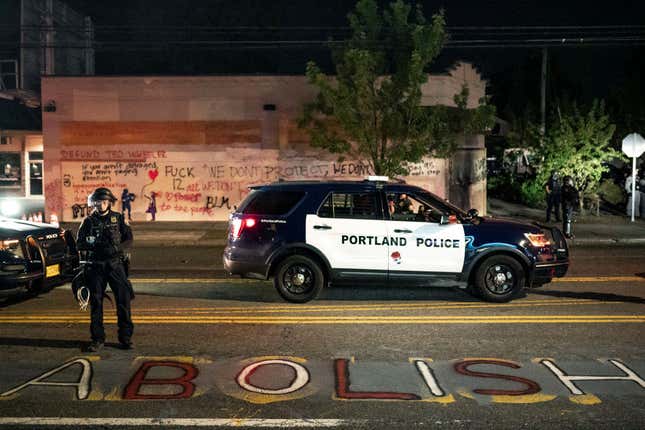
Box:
0;289;55;308
0;337;83;349
0;337;128;351
321;285;478;302
138;283;480;303
528;289;645;304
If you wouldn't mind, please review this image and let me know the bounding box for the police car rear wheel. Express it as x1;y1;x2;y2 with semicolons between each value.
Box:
274;255;324;303
474;255;525;302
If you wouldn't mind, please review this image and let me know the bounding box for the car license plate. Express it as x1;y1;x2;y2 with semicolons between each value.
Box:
46;264;60;278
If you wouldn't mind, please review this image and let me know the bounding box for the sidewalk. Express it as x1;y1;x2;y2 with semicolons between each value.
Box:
61;200;645;248
488;198;645;246
61;221;229;247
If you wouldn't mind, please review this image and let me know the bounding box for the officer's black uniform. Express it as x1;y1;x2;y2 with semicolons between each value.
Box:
545;171;562;222
561;176;579;239
77;190;134;349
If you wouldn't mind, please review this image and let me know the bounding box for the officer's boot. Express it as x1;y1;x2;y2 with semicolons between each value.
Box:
563;217;573;239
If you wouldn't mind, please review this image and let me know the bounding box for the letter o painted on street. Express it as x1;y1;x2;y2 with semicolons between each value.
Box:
237;359;310;395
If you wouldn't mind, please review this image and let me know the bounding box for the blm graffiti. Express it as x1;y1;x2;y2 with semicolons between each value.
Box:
60;152;445;221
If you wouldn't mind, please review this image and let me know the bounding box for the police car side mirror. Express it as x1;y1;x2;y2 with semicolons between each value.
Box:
440;215;450;225
466;208;479;219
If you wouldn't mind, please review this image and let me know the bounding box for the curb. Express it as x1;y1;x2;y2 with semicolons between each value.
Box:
568;238;645;246
134;240;227;247
131;267;228;276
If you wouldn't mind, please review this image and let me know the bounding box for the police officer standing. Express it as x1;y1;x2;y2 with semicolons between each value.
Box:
561;176;579;239
77;187;134;352
545;170;561;222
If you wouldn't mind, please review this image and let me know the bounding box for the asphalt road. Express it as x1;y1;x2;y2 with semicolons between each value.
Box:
127;243;645;278
0;246;644;429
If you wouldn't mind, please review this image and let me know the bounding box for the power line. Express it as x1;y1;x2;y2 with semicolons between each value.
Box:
2;24;644;51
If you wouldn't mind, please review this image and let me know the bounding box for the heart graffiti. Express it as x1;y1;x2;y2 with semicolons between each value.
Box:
148;169;159;181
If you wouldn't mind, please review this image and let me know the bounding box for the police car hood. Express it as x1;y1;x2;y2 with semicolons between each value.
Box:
477;216;542;233
0;217;61;240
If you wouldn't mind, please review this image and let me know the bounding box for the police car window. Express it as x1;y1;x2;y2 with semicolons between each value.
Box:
318;192;380;219
386;193;444;223
241;190;305;215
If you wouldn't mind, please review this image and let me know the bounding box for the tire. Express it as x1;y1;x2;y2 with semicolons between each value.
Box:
473;255;525;303
274;255;325;303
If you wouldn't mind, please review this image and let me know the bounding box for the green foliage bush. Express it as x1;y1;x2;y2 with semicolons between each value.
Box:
520;181;545;208
598;179;625;206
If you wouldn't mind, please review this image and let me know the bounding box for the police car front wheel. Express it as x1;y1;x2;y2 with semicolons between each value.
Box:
274;255;325;303
474;255;525;303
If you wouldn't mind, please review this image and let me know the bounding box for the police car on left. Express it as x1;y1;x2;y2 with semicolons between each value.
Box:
0;216;79;297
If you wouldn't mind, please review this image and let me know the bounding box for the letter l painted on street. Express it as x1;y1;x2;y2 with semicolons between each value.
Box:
334;359;420;400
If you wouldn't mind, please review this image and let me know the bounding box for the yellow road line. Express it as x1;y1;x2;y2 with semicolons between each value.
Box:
1;315;642;322
2;314;641;320
0;318;642;324
0;300;619;316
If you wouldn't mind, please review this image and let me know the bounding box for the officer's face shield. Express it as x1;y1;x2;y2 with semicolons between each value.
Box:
88;196;112;213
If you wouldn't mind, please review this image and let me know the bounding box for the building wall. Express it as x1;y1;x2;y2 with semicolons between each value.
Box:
21;0;91;93
42;63;487;222
0;131;44;219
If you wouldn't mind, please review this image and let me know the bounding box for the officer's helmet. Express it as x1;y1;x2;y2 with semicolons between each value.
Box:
88;187;117;210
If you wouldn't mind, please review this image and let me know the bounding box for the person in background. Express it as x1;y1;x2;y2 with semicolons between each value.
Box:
639;169;645;218
561;176;580;239
396;193;412;214
544;170;562;222
625;170;641;218
387;198;396;217
121;188;135;221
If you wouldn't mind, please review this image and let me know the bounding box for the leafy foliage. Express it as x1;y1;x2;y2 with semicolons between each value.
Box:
524;100;622;209
299;0;495;176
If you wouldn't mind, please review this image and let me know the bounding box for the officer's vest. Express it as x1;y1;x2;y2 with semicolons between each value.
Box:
88;212;123;259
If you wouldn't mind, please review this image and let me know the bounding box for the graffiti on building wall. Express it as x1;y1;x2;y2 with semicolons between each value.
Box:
60;152;445;221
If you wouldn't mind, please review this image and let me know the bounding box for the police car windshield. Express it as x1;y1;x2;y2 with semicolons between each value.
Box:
416;191;467;219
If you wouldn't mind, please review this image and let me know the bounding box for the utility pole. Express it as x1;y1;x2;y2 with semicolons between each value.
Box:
540;47;548;139
84;17;95;75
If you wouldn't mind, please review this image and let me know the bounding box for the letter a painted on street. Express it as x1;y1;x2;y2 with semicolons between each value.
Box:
0;358;92;400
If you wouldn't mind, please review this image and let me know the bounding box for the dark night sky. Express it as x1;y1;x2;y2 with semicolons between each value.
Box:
60;1;644;111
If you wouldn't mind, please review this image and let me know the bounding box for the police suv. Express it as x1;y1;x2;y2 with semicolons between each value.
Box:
223;177;569;303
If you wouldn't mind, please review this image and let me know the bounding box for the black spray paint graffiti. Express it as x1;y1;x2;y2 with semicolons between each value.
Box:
71;204;89;219
205;196;232;210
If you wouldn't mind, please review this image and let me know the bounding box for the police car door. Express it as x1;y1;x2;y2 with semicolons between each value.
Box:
385;191;465;274
306;191;388;278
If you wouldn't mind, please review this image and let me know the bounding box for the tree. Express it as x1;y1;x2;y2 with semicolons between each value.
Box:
523;100;621;209
299;0;495;176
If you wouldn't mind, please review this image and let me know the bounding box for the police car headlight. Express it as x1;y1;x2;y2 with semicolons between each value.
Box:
524;233;550;247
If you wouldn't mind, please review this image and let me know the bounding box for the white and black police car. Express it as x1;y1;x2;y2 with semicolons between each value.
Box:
1;216;79;297
223;177;569;303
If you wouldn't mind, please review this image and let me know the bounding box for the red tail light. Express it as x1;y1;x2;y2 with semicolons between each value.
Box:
230;217;257;239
